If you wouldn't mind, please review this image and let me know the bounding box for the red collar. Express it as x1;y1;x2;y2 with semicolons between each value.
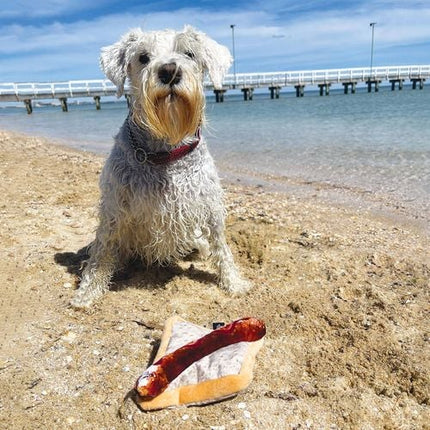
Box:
134;127;201;165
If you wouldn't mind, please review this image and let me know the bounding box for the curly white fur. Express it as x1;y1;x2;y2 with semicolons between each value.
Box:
71;26;250;308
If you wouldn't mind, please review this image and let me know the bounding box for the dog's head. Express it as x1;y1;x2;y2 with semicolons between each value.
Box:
100;26;232;145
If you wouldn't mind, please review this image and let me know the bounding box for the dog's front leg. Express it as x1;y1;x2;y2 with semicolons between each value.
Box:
70;226;118;308
208;216;252;295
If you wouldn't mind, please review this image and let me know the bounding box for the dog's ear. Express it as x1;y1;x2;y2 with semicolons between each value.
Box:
183;26;232;90
100;29;142;97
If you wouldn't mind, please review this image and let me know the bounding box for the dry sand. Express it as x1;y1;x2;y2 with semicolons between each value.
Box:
0;129;429;429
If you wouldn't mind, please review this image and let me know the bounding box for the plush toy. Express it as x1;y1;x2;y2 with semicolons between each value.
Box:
135;316;266;410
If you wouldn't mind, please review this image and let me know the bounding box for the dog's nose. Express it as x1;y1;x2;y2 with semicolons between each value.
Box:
158;63;182;86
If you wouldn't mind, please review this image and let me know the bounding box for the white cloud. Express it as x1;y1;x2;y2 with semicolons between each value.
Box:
1;2;429;82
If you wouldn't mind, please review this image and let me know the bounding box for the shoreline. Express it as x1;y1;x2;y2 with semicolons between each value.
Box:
1;129;429;428
2;122;428;237
218;166;430;239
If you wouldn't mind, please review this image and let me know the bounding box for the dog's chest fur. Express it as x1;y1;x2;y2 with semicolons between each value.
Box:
99;125;223;263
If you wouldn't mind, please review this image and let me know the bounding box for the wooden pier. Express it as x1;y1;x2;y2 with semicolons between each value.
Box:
0;65;429;112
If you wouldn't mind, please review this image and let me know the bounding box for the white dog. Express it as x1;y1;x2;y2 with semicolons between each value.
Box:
71;26;251;308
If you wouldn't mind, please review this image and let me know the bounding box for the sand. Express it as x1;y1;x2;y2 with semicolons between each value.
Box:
0;129;429;429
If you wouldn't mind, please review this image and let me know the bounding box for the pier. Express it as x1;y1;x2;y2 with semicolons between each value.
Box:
214;65;429;101
0;65;428;112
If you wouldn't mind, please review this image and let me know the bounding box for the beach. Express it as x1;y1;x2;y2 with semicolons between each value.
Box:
0;129;429;428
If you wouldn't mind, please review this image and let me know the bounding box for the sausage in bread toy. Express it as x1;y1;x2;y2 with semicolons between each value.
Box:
135;317;266;399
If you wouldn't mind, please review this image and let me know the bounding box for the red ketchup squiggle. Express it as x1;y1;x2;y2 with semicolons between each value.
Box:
135;317;266;398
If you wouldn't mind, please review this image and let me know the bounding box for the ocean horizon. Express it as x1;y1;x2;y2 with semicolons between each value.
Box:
1;85;429;232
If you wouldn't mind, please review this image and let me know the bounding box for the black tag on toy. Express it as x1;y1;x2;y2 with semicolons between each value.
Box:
212;322;225;330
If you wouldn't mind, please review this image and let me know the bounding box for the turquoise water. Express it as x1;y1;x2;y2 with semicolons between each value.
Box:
1;86;429;227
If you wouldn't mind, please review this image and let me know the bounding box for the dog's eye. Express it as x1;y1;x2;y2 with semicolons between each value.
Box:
139;53;150;65
185;51;195;60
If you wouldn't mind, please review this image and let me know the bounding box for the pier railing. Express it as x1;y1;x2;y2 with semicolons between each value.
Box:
1;65;428;111
0;79;118;102
217;65;430;88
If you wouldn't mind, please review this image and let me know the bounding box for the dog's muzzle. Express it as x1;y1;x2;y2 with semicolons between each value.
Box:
158;63;182;86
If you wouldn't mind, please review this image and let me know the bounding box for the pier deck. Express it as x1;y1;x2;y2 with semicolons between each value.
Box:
1;65;428;112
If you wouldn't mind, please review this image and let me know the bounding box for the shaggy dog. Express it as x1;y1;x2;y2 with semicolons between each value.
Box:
71;26;251;308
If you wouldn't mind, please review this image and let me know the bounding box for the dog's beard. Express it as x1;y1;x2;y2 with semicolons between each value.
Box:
133;77;205;145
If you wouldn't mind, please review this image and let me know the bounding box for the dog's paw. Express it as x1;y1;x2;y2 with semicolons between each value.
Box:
230;277;253;295
70;284;104;309
70;293;95;309
194;237;211;260
219;273;252;295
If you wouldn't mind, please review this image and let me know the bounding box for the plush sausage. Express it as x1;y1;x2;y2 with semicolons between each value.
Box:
135;317;266;399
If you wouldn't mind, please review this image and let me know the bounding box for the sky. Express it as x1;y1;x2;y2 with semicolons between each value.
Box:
1;0;430;83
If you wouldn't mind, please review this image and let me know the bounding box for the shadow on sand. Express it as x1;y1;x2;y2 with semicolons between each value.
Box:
54;246;217;293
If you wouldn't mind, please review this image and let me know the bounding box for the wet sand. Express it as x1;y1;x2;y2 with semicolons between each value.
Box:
0;129;429;429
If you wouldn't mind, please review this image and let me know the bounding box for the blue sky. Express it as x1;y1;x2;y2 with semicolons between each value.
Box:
1;0;429;83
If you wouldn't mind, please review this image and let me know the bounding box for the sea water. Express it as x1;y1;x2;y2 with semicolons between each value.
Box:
1;85;429;229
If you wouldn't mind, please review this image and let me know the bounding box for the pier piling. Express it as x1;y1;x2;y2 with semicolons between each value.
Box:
366;80;381;92
295;85;305;97
318;83;331;96
411;78;425;90
241;87;254;101
343;82;357;94
24;99;32;114
390;79;404;90
94;96;101;110
269;86;281;99
214;89;226;103
59;97;68;112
